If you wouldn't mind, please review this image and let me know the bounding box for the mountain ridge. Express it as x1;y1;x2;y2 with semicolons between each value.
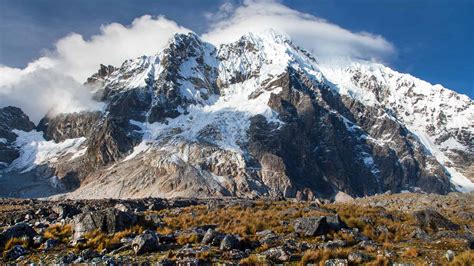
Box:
0;31;472;199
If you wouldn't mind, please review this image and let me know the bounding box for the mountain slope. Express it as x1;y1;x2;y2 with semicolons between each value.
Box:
1;31;472;199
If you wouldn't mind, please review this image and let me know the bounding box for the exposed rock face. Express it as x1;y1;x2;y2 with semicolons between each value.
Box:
73;208;138;240
412;209;460;231
0;107;35;168
1;31;472;199
37;111;102;142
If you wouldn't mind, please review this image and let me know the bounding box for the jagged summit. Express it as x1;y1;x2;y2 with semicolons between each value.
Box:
0;31;472;199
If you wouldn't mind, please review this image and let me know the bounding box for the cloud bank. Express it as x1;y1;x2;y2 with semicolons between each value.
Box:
0;0;395;124
203;0;394;61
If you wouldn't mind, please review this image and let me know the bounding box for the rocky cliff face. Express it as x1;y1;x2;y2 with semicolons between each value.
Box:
1;32;472;199
0;107;35;170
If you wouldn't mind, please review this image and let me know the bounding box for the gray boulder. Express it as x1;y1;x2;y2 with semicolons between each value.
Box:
220;234;239;251
201;228;217;245
73;208;137;239
5;245;27;260
132;230;160;255
324;259;348;266
348;251;372;263
412;209;460;231
262;246;291;262
326;214;348;231
52;204;80;219
0;223;37;248
293;216;330;236
256;230;280;246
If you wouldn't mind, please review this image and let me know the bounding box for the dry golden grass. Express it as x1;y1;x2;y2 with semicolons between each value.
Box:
157;201;331;241
299;248;349;265
4;236;29;251
156;226;174;235
449;251;474;266
366;256;390;266
402;247;419;258
176;233;200;245
43;224;72;243
76;225;143;251
328;203;413;244
240;254;264;265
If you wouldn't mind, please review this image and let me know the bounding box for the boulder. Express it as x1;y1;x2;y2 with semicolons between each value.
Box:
445;250;455;262
5;245;27;260
0;223;37;248
412;209;460;231
319;240;348;249
293;217;330;236
52;204;80;219
256;230;280;246
201;228;217;245
44;238;59;250
262;246;291;262
132;230;160;255
348;251;372;263
73;208;137;239
326;214;348;231
220;234;240;251
324;259;348;266
334;191;354;203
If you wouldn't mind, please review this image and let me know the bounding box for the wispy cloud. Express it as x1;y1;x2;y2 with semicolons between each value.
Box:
0;0;395;123
203;0;394;61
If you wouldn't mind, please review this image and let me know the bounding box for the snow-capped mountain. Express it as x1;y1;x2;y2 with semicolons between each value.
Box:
1;31;473;199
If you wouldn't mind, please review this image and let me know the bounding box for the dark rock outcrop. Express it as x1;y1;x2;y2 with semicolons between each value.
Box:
73;208;137;239
412;209;460;231
293;216;330;237
0;223;37;248
0;106;35;167
132;230;160;255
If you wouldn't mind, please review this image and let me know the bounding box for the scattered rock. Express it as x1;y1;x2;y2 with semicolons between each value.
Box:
220;234;239;251
59;253;78;264
201;228;217;245
445;250;455;262
5;245;27;260
262;246;291;262
319;240;348;249
412;209;460;231
325;258;348;266
52;204;80;219
73;208;137;239
326;214;348;231
0;223;37;247
348;251;372;263
132;230;160;255
293;216;330;236
334;191;354;203
256;230;280;246
44;238;58;250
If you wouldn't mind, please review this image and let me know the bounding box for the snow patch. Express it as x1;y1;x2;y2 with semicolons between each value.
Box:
7;130;86;173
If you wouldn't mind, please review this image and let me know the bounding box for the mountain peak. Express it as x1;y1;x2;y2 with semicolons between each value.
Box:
2;30;473;199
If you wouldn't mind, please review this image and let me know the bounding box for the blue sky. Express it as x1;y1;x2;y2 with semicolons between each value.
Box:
0;0;472;97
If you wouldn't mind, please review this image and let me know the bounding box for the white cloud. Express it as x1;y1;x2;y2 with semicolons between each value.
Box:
202;0;395;62
52;15;190;82
0;15;190;123
0;68;105;123
0;1;395;124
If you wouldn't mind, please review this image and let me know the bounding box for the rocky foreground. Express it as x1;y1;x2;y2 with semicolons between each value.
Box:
0;192;473;265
